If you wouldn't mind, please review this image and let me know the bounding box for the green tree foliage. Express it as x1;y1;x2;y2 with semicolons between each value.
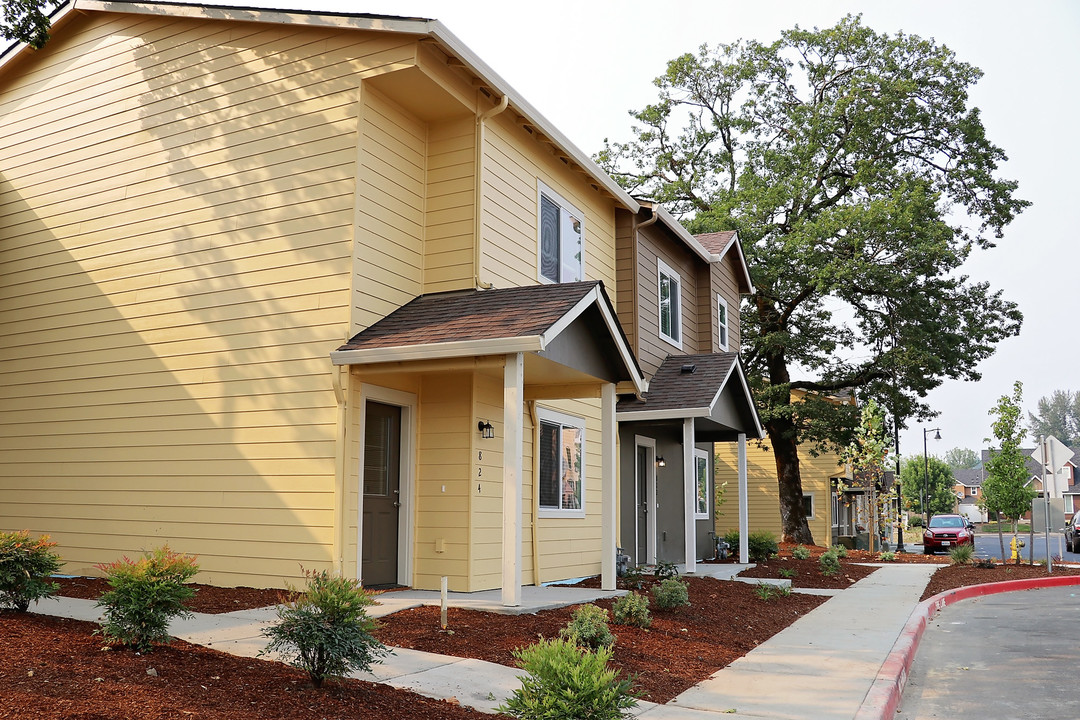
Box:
983;381;1037;561
1;0;53;49
943;447;980;470
598;15;1026;543
899;455;955;519
840;399;893;549
1027;389;1080;446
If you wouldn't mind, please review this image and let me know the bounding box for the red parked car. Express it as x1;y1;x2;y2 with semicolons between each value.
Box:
923;514;975;554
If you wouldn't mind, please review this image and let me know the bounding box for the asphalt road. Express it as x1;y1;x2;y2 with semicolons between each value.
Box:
909;532;1080;563
896;586;1080;720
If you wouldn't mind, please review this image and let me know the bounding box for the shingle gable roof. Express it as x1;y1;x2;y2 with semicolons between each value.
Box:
953;468;983;487
694;231;738;255
337;281;604;351
616;352;737;413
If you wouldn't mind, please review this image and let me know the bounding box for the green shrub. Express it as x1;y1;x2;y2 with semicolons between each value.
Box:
651;577;690;610
753;582;776;601
949;544;975;566
723;530;740;551
909;516;925;528
621;564;647;591
778;567;797;579
262;569;387;688
878;551;897;562
498;637;639;720
653;560;680;580
975;558;997;569
0;530;63;612
776;584;792;597
791;545;811;560
819;550;841;577
559;604;614;649
611;592;650;628
95;546;199;653
748;531;779;562
829;544;849;559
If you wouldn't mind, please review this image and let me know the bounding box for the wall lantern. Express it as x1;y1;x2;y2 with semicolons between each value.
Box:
656;456;666;467
478;420;495;439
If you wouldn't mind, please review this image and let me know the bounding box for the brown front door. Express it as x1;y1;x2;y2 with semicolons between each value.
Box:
362;401;401;586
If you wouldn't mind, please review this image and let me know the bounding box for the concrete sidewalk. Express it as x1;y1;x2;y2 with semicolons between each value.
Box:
29;563;937;718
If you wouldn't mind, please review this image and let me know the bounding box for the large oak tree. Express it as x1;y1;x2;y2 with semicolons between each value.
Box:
599;15;1026;543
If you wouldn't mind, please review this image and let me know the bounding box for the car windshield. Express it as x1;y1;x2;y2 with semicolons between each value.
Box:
929;516;963;528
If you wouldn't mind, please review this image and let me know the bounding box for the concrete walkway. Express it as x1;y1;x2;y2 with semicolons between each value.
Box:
29;562;937;719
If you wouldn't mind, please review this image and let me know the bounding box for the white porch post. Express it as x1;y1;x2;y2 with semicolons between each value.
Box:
601;382;617;591
683;417;696;574
502;352;524;606
738;433;749;564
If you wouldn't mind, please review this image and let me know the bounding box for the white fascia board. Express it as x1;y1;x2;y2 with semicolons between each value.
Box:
617;407;712;422
539;285;647;394
703;359;766;439
331;336;543;366
650;205;718;264
427;21;640;214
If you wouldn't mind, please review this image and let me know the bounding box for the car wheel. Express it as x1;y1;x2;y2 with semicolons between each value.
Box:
1071;537;1079;554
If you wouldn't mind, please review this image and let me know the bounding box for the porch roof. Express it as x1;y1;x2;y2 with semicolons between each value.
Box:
330;281;646;393
616;353;764;440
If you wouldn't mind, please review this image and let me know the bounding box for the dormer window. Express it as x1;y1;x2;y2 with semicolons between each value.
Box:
717;296;729;351
657;258;682;348
538;181;584;283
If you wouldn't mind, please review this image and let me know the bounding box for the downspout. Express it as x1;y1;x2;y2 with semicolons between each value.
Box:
331;364;349;576
474;93;510;290
528;400;542;585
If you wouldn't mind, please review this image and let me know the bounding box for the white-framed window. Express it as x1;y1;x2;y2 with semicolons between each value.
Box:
657;258;682;348
801;493;815;519
537;181;585;284
694;448;710;519
537;407;586;518
717;295;729;351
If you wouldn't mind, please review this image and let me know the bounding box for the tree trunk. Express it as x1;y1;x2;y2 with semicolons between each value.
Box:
767;415;815;545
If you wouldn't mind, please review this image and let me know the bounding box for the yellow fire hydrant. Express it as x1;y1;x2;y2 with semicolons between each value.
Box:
1010;535;1025;561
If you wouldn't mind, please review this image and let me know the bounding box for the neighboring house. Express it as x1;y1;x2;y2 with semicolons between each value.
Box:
714;391;863;547
613;216;763;570
953;468;986;523
978;447;1080;519
0;1;664;605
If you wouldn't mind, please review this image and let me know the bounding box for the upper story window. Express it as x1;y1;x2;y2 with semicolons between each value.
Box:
657;258;682;348
538;181;584;284
717;296;729;351
537;407;586;518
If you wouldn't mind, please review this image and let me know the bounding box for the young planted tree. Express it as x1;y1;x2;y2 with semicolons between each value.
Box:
839;398;891;551
599;15;1026;543
983;381;1037;562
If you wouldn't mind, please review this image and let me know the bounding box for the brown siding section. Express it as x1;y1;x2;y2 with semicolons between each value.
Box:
711;256;742;351
615;210;636;353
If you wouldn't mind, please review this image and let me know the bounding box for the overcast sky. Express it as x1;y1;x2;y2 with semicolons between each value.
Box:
216;0;1077;459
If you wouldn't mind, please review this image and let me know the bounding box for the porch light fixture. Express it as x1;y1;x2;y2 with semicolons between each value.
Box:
656;456;666;467
478;420;494;439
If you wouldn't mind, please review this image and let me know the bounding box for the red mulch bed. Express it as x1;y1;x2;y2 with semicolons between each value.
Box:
0;612;496;720
51;576;295;614
374;575;827;703
919;562;1080;601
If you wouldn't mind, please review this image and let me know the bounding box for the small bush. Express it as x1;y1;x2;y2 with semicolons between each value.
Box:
819;550;841;577
791;545;811;560
262;569;387;688
621;565;647;591
560;604;614;649
776;584;792;597
723;530;740;549
0;530;63;612
778;567;797;579
974;558;997;569
753;582;776;601
748;532;779;562
878;551;897;562
949;544;975;566
830;544;849;559
653;561;680;580
652;577;690;610
909;517;925;528
95;546;199;653
611;592;650;628
498;637;639;720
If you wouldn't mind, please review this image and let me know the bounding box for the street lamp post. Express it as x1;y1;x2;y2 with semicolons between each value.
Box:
894;420;905;552
922;427;941;526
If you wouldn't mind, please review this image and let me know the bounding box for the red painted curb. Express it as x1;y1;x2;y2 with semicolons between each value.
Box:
854;574;1080;720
